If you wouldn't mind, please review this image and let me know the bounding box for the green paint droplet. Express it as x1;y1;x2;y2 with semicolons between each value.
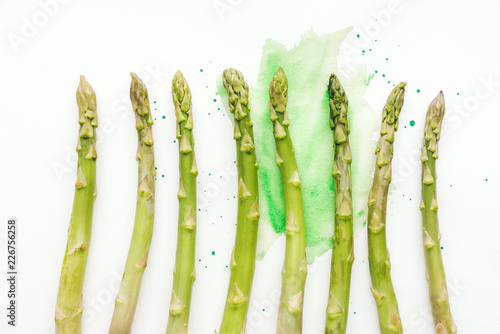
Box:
213;99;217;102
200;69;203;72
162;115;166;119
385;58;388;61
199;259;201;262
262;309;265;312
162;174;164;178
382;74;386;77
375;70;378;74
441;247;444;249
362;50;365;53
215;92;219;95
457;92;459;95
155;167;157;170
354;312;357;315
154;101;156;103
486;178;488;181
211;251;215;256
417;89;421;93
356;34;360;38
410;120;415;127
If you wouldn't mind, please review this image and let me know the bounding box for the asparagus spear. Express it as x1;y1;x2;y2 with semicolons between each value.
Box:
166;71;198;334
420;92;456;334
367;82;406;334
325;74;354;334
219;68;260;334
270;68;307;334
55;75;98;334
109;73;156;334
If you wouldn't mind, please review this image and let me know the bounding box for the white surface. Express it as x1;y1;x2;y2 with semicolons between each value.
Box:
1;0;499;333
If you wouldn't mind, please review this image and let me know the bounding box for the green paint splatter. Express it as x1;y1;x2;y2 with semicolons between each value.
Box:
417;89;421;93
410;120;415;127
211;251;215;256
162;115;166;119
200;69;203;72
217;29;377;263
486;178;488;181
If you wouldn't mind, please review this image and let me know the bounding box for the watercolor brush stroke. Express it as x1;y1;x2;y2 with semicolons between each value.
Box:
218;29;378;263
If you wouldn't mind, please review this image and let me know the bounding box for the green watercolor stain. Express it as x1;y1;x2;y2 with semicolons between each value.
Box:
410;120;415;127
218;29;378;263
417;89;421;93
365;73;375;86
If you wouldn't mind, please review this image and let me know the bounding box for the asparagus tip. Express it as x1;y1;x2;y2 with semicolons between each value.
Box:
130;73;149;115
269;68;288;110
77;75;96;113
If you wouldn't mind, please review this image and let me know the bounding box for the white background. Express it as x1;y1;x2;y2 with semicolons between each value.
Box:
1;0;499;333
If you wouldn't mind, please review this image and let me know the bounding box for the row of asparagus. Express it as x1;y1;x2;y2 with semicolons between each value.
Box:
55;69;454;334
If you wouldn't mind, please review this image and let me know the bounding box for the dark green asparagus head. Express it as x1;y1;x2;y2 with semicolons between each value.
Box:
328;73;349;133
424;91;445;142
130;72;150;117
269;67;288;113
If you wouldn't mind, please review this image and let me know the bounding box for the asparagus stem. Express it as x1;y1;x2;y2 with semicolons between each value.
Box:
55;75;98;334
166;71;198;334
420;92;456;334
325;74;354;334
109;73;156;334
367;82;406;334
219;68;260;334
270;68;307;334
